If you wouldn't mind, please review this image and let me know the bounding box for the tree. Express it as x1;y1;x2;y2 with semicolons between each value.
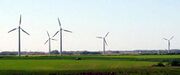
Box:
50;50;59;54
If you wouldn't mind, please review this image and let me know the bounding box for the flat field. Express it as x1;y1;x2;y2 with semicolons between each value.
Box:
0;55;179;75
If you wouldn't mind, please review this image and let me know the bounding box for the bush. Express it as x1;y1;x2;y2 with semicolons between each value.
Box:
75;57;81;60
25;55;29;57
152;62;165;67
170;60;180;66
157;62;165;67
50;50;59;54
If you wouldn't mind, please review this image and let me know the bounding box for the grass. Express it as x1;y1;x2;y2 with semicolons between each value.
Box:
0;55;179;75
0;60;156;70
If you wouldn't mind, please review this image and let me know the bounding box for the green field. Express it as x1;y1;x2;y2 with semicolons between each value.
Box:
0;55;179;75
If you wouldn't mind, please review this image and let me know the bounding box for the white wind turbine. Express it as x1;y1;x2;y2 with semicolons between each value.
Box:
163;36;174;54
52;18;72;55
96;32;109;54
44;31;57;54
8;14;30;56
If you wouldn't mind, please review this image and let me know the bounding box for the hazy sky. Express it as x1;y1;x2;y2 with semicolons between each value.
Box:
0;0;180;52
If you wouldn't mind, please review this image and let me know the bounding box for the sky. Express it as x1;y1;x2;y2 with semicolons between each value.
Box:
0;0;180;52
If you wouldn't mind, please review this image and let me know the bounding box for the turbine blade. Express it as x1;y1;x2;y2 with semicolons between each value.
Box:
52;31;59;37
47;31;50;38
105;32;109;37
170;36;174;40
96;37;103;39
19;14;22;25
63;29;72;33
51;39;57;41
44;40;49;44
104;39;108;46
58;18;61;27
8;28;17;33
163;38;168;40
20;28;30;35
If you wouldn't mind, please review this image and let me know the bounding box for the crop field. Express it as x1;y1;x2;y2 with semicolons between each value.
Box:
0;55;179;75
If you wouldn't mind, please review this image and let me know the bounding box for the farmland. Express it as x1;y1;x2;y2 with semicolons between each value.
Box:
0;55;179;75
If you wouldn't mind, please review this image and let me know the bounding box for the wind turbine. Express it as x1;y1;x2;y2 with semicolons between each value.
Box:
8;14;30;56
96;32;109;55
163;36;174;53
44;31;57;55
52;18;72;55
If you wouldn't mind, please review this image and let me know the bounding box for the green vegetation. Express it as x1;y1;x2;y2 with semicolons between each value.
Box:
0;55;179;75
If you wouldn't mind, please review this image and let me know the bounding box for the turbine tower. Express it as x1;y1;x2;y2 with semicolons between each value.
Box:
163;36;174;53
97;32;109;55
44;31;57;55
53;18;72;55
8;14;30;56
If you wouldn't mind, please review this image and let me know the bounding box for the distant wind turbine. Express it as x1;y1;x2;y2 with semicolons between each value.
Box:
97;32;109;55
52;18;72;55
163;36;174;53
44;31;57;54
8;14;30;56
